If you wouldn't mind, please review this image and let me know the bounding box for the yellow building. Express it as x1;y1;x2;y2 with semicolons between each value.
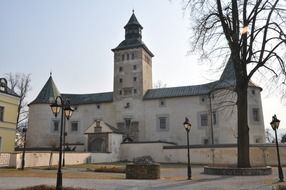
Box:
0;78;19;152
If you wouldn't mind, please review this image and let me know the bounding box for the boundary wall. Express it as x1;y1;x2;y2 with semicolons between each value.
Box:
1;143;286;168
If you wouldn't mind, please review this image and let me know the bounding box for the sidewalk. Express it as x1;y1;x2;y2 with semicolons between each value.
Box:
0;166;285;190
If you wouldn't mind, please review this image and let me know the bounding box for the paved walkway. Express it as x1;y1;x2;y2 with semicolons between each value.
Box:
0;166;285;190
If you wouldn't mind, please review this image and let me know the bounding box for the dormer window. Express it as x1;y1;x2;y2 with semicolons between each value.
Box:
0;78;7;92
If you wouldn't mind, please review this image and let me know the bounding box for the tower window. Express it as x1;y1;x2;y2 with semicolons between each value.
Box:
252;108;260;122
133;89;137;94
133;65;137;70
119;67;123;72
119;90;122;95
119;78;123;83
97;104;101;109
124;88;132;95
0;106;4;121
133;77;137;82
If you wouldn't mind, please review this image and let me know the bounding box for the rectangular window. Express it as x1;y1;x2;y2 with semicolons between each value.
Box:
159;117;167;129
133;77;137;82
133;65;137;70
252;108;260;122
0;106;4;121
212;112;217;125
119;78;123;83
71;121;79;132
53;120;59;132
119;66;123;72
203;138;209;145
124;88;132;96
156;115;169;131
200;113;208;127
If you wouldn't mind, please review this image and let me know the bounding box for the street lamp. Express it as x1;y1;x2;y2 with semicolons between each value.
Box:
183;117;192;180
50;96;74;190
21;127;27;170
270;114;284;182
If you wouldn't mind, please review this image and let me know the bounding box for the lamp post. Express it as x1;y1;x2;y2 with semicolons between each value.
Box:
50;96;74;190
183;117;192;180
63;117;67;167
21;127;27;170
270;114;284;182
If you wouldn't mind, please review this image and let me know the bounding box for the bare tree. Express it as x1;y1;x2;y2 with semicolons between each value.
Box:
153;80;167;88
265;128;274;143
185;0;286;167
5;73;31;147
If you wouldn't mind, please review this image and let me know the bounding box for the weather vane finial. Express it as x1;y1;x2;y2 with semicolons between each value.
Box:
132;9;134;14
50;71;52;77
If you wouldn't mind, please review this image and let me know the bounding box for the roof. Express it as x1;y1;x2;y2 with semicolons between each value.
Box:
144;58;262;100
5;87;19;97
29;76;60;105
112;39;154;57
112;12;154;57
0;78;19;98
84;120;122;134
124;12;143;29
62;92;113;105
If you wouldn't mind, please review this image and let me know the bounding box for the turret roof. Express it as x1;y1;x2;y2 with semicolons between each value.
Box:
29;76;60;105
124;12;143;29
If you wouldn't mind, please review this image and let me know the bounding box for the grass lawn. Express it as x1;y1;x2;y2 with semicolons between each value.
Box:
0;162;196;180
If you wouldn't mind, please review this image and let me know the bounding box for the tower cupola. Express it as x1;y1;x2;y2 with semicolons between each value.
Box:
124;11;143;41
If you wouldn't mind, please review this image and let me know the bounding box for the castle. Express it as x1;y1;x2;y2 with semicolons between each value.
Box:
26;12;266;152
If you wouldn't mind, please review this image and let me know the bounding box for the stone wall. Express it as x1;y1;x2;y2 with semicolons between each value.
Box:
13;151;120;169
120;143;286;166
0;153;16;167
3;143;286;168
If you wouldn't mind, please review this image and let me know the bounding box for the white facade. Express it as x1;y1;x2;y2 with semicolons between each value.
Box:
26;13;266;152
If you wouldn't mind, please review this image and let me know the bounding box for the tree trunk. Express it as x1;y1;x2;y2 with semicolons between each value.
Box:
236;83;250;168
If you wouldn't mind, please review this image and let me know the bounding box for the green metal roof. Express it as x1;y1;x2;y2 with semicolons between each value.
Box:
29;76;60;105
144;58;262;100
62;92;113;105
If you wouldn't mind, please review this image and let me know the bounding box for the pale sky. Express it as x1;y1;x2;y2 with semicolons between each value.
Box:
0;0;285;137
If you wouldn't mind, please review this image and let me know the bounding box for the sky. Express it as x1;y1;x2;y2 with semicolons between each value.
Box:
0;0;285;137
